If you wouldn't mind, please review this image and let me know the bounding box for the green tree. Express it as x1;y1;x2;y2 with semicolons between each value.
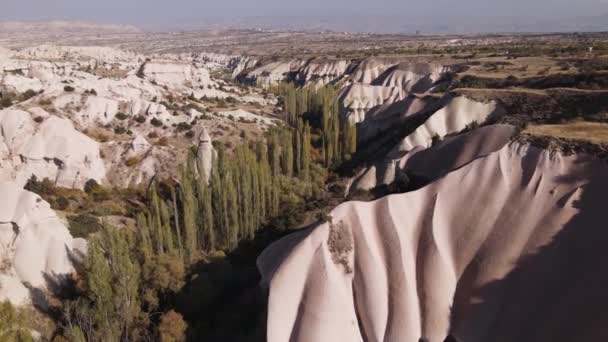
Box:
302;123;312;180
180;158;199;261
196;163;215;251
158;310;187;342
0;301;33;341
281;129;294;177
83;226;141;341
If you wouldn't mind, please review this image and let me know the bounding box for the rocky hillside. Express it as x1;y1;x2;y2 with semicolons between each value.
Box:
0;45;276;190
1;33;607;340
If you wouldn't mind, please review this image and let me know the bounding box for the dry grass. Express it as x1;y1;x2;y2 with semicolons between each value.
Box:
461;57;566;79
327;219;353;274
94;67;129;79
524;120;608;145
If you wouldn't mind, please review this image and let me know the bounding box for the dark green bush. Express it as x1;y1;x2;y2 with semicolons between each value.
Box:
21;89;38;101
67;214;102;238
84;179;110;201
114;126;127;134
151;118;163;127
115;113;129;121
51;196;70;211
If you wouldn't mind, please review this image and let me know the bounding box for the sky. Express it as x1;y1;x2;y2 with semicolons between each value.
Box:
2;0;608;32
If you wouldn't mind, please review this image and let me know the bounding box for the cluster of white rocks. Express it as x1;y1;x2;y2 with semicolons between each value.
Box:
0;44;278;306
0;44;276;190
0;182;86;305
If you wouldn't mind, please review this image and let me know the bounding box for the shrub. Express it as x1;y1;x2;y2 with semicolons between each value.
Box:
0;94;14;108
84;179;110;201
135;115;147;123
67;214;102;238
156;137;169;146
52;196;70;211
327;220;353;274
63;85;75;92
115;112;129;121
93;132;110;143
114;126;127;134
176;122;191;132
148;131;159;139
151;118;163;127
21;89;38;101
125;156;140;167
158;310;187;342
24;175;56;196
184;130;195;139
33;116;45;123
39;98;52;106
84;179;101;195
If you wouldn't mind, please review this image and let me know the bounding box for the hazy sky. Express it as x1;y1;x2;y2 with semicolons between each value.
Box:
2;0;608;31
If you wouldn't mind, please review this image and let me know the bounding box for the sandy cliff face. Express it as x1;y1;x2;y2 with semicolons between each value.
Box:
259;141;608;342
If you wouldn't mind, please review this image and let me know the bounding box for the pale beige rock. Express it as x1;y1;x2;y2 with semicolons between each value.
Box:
196;127;214;182
296;59;350;87
341;83;408;123
0;182;83;305
399;96;500;152
260;142;608;342
0;109;105;189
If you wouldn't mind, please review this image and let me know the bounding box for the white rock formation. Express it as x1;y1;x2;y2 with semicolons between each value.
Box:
259;142;608;342
296;59;350;87
0;182;84;305
231;57;259;79
0;109;105;189
1;74;43;94
142;62;214;90
197;127;214;182
75;95;120;126
399;96;500;152
350;124;516;191
377;62;453;91
244;60;307;87
340;84;408;123
129;133;151;156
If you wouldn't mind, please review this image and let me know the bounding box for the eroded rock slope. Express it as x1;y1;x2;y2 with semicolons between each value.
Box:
0;182;84;305
259;139;608;342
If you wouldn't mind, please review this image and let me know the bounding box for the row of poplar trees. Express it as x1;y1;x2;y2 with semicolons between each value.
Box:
274;82;357;167
137;125;313;264
62;81;354;341
64;129;316;342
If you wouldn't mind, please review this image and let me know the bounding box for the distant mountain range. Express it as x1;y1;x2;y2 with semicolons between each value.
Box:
1;14;607;35
158;13;608;34
0;20;140;34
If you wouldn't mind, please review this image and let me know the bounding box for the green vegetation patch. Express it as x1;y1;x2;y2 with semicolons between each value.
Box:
67;214;102;238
